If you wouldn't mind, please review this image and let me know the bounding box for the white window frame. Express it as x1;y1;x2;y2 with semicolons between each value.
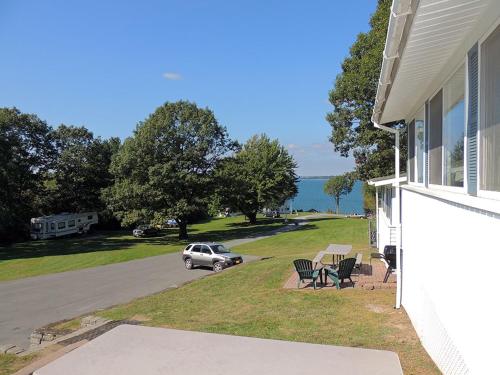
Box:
427;60;467;194
477;18;500;201
409;106;426;187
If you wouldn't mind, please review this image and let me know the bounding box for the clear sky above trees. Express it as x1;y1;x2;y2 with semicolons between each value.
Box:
0;0;377;176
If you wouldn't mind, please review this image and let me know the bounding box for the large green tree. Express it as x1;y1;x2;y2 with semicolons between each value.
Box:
104;101;236;239
324;173;355;214
44;125;120;216
217;134;298;224
362;182;376;216
326;0;406;181
0;108;55;242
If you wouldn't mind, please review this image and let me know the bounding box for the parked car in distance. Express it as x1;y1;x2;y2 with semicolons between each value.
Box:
182;242;243;272
165;219;178;228
132;225;159;237
264;210;280;218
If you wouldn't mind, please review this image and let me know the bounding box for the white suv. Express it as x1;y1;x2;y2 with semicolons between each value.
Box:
182;243;243;272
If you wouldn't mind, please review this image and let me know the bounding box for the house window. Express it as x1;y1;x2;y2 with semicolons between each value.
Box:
480;25;500;192
88;215;93;220
429;91;443;185
408;120;415;182
58;222;66;230
442;65;465;187
68;220;75;227
415;107;425;184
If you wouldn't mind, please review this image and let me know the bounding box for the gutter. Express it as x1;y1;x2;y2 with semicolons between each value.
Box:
372;0;415;124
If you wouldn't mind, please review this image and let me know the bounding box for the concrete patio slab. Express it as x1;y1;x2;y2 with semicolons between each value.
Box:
34;325;403;375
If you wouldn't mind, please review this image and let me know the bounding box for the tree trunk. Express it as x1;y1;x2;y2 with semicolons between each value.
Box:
178;221;188;240
336;196;340;215
247;212;257;224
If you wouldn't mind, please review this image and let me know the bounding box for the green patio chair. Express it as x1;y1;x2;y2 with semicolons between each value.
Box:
325;257;356;289
293;259;320;290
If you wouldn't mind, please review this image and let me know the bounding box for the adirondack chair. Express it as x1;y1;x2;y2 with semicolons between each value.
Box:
293;259;321;290
383;253;397;283
353;253;363;275
325;257;356;289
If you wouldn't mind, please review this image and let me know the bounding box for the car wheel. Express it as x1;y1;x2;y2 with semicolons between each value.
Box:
184;258;193;270
213;262;224;273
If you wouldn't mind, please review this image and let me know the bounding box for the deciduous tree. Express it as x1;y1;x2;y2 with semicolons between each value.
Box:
326;0;406;180
0;108;55;242
45;125;120;216
324;173;355;214
217;134;298;224
104;101;236;239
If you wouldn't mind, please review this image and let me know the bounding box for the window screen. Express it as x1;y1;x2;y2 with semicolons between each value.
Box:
415;108;425;184
408;120;415;182
480;25;500;192
443;65;465;187
429;90;443;185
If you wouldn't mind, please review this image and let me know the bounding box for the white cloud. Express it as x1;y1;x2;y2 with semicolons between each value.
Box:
163;72;182;80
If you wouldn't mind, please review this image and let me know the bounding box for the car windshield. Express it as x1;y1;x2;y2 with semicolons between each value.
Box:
211;244;230;254
137;225;149;230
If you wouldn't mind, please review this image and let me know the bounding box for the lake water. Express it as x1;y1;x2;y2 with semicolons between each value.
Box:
289;179;364;214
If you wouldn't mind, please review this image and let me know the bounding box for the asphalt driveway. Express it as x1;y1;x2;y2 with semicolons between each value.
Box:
0;252;258;349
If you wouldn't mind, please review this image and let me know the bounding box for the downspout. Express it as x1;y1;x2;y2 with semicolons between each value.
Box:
373;122;402;309
375;187;379;250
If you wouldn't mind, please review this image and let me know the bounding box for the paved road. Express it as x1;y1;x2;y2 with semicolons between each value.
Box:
0;252;258;349
0;220;314;349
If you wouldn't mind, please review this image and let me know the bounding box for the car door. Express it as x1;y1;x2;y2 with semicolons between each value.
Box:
190;245;203;266
200;245;213;266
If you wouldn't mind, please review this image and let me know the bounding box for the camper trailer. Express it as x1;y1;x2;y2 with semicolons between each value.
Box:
30;212;98;240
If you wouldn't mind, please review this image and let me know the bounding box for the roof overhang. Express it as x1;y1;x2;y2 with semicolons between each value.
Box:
373;0;494;124
368;174;407;187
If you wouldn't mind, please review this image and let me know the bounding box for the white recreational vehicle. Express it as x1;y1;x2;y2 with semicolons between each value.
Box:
30;212;98;240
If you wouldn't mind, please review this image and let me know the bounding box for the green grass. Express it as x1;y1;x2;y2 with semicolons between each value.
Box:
0;216;285;282
94;217;437;374
0;217;438;374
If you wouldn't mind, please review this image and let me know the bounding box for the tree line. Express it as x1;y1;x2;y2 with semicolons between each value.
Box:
0;102;297;243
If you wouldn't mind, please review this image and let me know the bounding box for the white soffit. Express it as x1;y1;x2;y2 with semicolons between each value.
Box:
380;0;490;124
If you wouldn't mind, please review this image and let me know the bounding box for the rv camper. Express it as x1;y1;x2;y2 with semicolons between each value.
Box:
30;212;98;240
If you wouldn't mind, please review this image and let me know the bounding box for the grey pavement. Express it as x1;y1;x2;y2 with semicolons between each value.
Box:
0;251;258;349
34;325;403;375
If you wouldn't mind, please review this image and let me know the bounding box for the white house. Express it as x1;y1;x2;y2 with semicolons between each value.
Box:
370;0;500;374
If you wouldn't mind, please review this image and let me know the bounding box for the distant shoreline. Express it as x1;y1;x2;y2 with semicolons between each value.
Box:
299;176;332;180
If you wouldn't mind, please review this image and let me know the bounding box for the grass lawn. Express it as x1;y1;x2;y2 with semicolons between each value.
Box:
0;217;439;374
0;216;285;282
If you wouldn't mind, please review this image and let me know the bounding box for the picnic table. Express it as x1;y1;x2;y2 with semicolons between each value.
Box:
313;244;352;268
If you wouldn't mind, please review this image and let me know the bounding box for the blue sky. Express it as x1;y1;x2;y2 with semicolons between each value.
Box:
0;0;376;176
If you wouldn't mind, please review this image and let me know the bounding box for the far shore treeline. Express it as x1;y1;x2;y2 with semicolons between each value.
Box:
0;102;298;243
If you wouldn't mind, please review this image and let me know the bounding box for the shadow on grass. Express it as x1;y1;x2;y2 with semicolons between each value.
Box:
192;221;319;244
0;218;305;262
